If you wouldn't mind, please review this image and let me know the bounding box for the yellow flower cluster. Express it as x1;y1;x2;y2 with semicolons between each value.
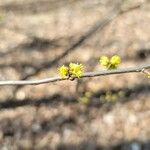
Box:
99;55;121;69
99;56;109;66
58;65;69;78
69;63;83;78
59;63;84;78
59;55;121;79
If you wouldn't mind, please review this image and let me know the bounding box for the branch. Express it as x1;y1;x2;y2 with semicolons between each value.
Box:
0;64;149;86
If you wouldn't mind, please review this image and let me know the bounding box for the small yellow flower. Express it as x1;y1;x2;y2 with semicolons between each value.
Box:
110;55;121;66
99;56;109;67
147;73;150;78
99;55;121;69
78;96;90;105
58;65;69;78
69;63;84;78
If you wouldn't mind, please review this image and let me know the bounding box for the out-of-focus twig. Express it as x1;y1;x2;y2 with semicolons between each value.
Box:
13;0;144;92
17;1;124;81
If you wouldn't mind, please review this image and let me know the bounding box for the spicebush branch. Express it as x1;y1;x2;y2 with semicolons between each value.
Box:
0;64;149;86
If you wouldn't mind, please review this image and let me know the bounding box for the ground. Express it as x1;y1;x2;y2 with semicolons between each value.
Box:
0;0;150;149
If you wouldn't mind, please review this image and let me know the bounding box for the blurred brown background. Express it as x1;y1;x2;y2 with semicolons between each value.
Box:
0;0;150;149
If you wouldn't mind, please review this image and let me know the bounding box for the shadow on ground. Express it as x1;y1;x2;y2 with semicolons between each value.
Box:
0;83;149;110
56;140;150;150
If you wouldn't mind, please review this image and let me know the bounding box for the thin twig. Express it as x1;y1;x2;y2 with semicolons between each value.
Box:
18;1;124;81
14;1;142;92
0;64;149;86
